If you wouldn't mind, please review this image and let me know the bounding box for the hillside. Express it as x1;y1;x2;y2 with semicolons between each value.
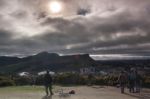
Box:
0;52;150;73
0;52;96;73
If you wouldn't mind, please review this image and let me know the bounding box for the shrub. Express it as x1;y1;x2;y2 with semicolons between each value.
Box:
14;76;33;86
94;77;106;85
0;76;15;87
35;75;44;85
54;73;87;85
143;76;150;88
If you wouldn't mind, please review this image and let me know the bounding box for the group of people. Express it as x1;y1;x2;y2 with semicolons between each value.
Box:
118;68;142;94
43;69;142;96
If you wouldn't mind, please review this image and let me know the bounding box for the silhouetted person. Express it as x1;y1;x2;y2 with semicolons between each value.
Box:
118;71;127;93
128;69;136;93
135;71;142;93
44;70;53;96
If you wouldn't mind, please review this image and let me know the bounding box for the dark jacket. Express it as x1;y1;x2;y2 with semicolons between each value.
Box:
44;74;52;85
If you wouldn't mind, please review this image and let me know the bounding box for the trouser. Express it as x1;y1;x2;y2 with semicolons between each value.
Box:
45;84;53;95
120;83;125;93
135;82;141;93
129;81;135;93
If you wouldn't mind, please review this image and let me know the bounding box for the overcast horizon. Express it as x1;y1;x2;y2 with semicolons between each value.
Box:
0;0;150;59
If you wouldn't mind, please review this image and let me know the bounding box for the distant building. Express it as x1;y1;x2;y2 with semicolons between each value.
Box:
80;67;95;75
144;66;150;70
18;72;30;77
38;71;55;76
99;71;108;75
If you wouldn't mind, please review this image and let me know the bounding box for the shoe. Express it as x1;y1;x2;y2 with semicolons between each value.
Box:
50;93;54;95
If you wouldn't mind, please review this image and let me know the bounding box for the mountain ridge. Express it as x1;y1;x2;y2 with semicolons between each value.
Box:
0;52;96;73
0;52;150;73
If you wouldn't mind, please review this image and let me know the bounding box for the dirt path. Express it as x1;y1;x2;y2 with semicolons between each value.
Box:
0;86;149;99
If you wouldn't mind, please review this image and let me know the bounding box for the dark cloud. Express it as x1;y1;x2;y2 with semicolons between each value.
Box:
10;10;28;19
0;0;150;57
77;8;90;16
0;30;14;44
0;0;6;7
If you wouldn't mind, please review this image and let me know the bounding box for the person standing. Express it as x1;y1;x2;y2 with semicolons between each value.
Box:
135;71;142;93
118;71;127;93
128;69;136;93
44;70;53;96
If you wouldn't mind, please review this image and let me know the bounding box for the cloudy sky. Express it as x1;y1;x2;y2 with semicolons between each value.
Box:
0;0;150;59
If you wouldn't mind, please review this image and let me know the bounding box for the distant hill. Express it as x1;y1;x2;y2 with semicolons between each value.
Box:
0;56;21;66
95;59;150;71
0;52;150;74
0;52;96;73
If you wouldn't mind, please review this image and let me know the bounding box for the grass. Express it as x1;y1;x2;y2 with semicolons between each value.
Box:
0;86;44;93
0;85;62;93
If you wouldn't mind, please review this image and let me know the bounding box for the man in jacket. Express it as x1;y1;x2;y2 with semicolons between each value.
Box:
44;70;53;96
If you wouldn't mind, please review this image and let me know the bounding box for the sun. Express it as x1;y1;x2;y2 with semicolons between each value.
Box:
49;1;62;14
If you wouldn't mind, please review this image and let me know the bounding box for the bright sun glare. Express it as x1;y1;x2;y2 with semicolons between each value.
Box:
49;1;62;14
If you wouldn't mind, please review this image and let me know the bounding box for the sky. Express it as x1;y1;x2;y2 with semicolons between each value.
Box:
0;0;150;59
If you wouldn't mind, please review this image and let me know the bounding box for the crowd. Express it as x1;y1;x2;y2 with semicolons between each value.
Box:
43;68;143;96
118;68;142;94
